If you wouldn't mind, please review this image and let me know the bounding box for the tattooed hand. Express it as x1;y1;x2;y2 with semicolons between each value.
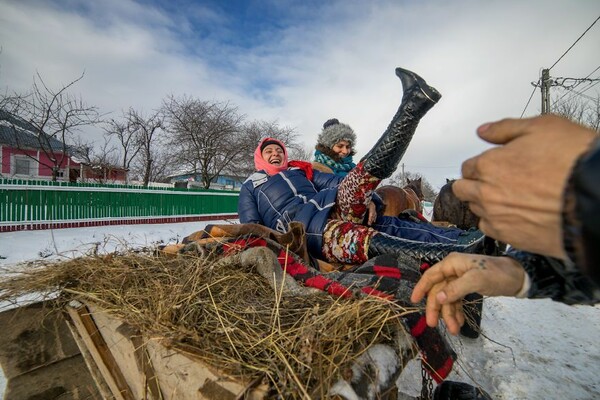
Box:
410;253;525;335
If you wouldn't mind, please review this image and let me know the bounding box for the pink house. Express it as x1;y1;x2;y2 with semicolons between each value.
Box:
0;110;80;181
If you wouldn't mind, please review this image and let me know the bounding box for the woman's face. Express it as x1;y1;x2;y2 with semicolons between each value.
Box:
332;140;352;158
261;144;285;165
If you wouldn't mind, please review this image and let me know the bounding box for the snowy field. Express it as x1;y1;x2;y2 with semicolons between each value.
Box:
1;221;599;399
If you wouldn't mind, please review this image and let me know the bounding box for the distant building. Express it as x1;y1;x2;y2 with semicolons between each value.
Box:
169;172;245;191
77;162;129;184
0;110;79;181
0;110;128;183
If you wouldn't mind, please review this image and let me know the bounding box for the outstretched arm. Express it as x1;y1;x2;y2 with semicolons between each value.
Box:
410;253;525;335
453;115;596;260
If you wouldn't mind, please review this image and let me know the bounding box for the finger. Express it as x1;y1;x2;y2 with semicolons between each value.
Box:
411;263;458;303
424;285;444;328
477;117;535;145
476;218;499;240
436;271;481;304
441;303;461;335
460;156;479;180
452;179;479;203
467;201;485;219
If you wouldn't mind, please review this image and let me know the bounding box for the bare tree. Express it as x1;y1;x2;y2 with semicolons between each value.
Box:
553;94;600;133
162;95;248;189
291;145;314;162
0;73;100;181
103;111;143;175
127;108;164;186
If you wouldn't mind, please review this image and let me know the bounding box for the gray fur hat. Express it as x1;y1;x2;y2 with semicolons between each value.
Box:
317;118;357;150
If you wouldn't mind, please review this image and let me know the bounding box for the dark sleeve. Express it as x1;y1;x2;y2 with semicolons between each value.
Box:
504;248;600;305
312;169;343;190
371;191;384;211
562;137;600;287
238;184;263;224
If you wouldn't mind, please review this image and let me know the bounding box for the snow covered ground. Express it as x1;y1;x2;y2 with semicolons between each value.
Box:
1;221;599;399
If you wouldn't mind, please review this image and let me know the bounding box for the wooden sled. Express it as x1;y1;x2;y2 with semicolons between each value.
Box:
0;300;268;400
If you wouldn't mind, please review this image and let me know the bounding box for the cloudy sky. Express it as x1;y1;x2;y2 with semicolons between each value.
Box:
1;0;598;189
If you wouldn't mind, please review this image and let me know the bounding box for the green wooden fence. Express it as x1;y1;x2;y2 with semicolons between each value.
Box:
0;178;239;231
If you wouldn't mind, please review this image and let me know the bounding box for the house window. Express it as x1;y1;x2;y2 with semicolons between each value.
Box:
14;156;32;175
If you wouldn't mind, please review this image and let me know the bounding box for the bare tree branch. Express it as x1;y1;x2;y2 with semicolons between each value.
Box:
162;95;248;189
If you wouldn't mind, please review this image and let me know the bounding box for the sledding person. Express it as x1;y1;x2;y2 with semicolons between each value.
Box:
311;118;382;225
238;67;485;266
411;115;600;335
313;117;433;224
312;118;357;177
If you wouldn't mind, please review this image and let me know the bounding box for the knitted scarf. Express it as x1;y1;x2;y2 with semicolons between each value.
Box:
313;150;356;177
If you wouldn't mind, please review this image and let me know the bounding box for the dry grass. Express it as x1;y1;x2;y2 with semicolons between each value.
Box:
0;246;416;398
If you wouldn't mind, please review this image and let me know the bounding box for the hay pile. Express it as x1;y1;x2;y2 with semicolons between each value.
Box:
0;246;417;398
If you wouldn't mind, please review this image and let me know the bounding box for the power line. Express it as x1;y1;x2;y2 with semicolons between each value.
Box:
549;15;600;71
520;84;538;118
526;16;600;115
553;65;600;108
568;87;597;102
555;65;600;102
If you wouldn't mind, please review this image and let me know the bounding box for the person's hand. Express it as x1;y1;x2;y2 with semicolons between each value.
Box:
367;201;377;225
410;253;526;335
454;115;596;260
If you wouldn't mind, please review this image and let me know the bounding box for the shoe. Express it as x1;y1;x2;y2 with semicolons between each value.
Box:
457;228;484;245
434;380;492;400
361;67;441;180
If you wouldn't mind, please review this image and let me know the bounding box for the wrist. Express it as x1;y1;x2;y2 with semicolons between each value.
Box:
514;271;531;298
497;256;528;297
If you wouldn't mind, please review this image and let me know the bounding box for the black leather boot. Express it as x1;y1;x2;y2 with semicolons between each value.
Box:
434;380;492;400
367;232;486;264
361;67;442;180
460;292;484;339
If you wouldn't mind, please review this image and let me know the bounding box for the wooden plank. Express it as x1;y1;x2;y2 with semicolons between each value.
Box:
66;301;135;400
0;301;81;378
86;302;156;399
64;310;117;400
0;301;102;400
145;340;249;400
129;331;164;400
3;354;103;400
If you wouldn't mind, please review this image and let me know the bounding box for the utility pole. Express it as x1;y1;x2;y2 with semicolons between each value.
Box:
401;163;405;184
541;68;551;114
533;69;600;116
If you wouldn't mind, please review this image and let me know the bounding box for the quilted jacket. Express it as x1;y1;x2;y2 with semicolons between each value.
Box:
238;167;342;257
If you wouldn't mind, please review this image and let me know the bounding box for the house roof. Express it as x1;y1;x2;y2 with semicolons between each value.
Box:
0;109;67;152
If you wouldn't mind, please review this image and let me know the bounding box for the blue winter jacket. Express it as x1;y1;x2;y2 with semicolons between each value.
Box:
238;167;343;257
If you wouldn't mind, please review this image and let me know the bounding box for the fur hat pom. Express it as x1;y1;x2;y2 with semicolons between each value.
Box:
317;118;357;150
